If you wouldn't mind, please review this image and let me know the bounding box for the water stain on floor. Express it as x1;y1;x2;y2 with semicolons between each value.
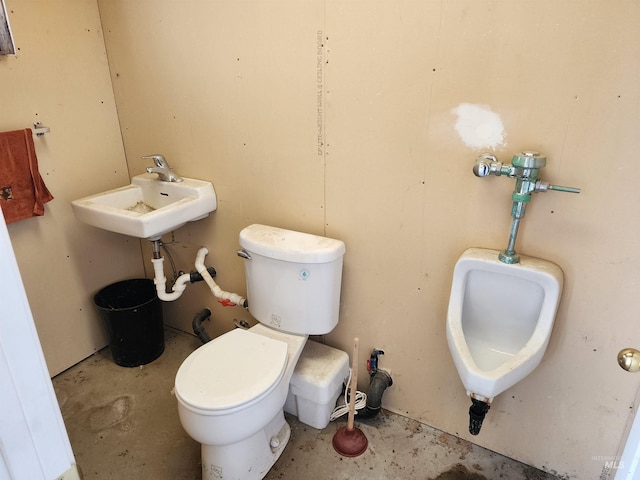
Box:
88;395;131;431
429;463;487;480
405;418;424;437
438;432;473;460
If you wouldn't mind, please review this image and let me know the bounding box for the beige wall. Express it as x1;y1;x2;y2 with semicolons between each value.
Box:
1;0;630;477
1;0;144;375
98;2;640;477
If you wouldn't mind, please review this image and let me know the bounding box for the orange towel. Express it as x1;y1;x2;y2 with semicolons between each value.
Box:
0;128;53;224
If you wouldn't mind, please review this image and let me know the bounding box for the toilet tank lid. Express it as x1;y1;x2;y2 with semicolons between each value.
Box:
239;224;345;263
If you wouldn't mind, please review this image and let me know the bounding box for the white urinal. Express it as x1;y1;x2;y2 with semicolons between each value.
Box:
446;247;563;407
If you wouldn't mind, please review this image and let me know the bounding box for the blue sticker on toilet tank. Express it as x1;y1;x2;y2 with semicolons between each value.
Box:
299;269;310;280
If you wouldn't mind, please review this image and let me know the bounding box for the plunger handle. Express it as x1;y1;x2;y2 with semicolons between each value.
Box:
347;337;359;431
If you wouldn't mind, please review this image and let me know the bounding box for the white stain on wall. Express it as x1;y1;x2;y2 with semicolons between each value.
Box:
452;103;506;150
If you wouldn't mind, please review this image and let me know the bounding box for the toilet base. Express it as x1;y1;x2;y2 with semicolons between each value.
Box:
200;410;290;480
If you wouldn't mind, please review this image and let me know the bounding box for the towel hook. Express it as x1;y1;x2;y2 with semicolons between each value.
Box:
33;122;50;136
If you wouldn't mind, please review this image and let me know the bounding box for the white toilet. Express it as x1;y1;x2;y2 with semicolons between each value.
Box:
174;224;345;480
446;247;563;403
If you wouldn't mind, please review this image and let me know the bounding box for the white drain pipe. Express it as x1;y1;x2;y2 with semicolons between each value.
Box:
149;241;246;305
195;247;247;307
151;256;191;302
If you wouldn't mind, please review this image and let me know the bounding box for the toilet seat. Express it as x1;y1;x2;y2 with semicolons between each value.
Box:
175;329;288;414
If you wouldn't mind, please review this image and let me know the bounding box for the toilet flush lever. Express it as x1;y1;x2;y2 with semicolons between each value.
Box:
237;249;251;260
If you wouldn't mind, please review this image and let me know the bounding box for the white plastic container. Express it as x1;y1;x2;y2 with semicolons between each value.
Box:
284;340;349;429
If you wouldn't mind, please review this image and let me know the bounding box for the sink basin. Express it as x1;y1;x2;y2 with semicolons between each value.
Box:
71;173;217;240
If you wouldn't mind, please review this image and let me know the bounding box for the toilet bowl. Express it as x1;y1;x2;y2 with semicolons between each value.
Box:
175;324;306;480
174;224;345;480
446;247;563;402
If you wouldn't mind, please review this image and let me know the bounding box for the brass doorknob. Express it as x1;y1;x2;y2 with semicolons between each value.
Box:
618;348;640;372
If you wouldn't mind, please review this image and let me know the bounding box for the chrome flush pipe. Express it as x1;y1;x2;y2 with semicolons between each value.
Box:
473;151;581;264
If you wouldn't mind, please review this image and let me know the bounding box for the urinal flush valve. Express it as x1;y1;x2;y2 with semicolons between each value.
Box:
473;151;581;264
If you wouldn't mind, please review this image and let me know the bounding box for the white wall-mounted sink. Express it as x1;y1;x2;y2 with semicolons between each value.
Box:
71;173;217;240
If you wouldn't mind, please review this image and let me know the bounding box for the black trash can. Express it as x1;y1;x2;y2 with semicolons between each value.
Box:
94;278;164;367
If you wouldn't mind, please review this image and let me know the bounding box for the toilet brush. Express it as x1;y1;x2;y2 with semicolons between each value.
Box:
332;337;368;457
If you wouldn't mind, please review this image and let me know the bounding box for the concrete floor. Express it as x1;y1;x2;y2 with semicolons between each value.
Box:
52;328;560;480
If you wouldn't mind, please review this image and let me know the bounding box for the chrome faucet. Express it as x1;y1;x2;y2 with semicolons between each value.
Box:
142;154;183;182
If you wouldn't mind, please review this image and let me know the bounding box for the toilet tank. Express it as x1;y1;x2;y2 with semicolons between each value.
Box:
238;224;345;335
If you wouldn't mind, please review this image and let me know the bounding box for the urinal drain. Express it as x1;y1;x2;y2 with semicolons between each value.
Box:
468;398;490;435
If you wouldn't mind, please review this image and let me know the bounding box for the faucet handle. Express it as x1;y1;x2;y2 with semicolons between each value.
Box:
142;154;182;182
142;154;168;168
